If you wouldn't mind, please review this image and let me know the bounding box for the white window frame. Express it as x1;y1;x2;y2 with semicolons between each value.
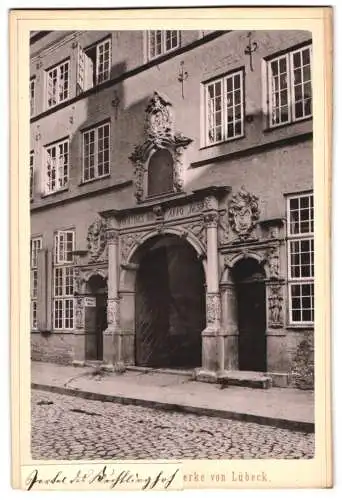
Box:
94;38;111;85
147;31;180;60
46;59;70;109
53;230;75;331
30;151;34;199
204;69;244;147
82;122;111;182
44;138;69;195
31;237;42;330
54;230;75;265
267;44;312;128
30;77;36;116
287;192;314;326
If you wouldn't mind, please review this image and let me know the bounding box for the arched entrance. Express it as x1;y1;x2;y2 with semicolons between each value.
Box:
135;234;205;368
88;274;108;361
232;258;267;372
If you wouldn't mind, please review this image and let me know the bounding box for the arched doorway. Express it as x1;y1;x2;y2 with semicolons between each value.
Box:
88;274;108;361
135;234;205;368
232;258;267;372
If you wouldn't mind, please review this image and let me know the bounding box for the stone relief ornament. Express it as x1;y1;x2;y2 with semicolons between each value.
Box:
120;231;148;263
268;286;283;326
267;247;280;279
218;211;230;245
181;220;207;249
129;91;193;202
144;92;174;142
75;297;85;329
87;217;107;262
107;298;120;329
206;293;221;325
228;187;260;239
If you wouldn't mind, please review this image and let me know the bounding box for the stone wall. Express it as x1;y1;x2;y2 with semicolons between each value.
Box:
31;332;74;365
289;331;314;390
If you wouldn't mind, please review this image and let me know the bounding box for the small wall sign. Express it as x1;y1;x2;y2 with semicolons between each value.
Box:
84;297;96;307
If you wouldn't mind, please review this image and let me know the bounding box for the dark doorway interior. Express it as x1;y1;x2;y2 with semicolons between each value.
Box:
135;235;205;368
88;274;108;361
232;258;267;372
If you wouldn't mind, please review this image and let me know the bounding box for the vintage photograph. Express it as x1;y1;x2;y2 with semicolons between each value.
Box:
28;26;316;463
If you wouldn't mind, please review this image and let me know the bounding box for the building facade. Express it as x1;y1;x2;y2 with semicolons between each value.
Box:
30;30;314;388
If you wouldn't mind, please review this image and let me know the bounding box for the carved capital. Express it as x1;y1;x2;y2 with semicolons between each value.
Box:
206;293;221;325
106;229;119;244
203;211;219;228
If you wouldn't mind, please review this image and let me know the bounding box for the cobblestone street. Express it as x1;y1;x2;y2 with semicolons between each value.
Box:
31;390;314;460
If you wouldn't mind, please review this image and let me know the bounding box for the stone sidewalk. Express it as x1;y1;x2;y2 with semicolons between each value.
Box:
31;361;314;432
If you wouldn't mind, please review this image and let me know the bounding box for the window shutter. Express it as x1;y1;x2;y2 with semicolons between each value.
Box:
76;43;86;95
85;54;94;90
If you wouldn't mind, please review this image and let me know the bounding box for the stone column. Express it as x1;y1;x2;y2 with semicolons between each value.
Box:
220;274;239;371
102;228;123;371
196;196;222;382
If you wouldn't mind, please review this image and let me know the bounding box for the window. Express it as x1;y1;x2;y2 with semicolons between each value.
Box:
148;149;174;197
44;138;69;195
53;231;75;330
204;70;244;146
30;77;36;116
31;237;42;329
46;60;70;108
267;45;312;127
76;38;111;93
287;193;314;324
30;151;34;199
147;31;180;60
83;123;110;182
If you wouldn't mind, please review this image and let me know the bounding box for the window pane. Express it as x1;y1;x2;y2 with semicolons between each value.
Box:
207;80;222;144
225;72;243;139
291;47;312;120
290;283;314;323
270;55;289;126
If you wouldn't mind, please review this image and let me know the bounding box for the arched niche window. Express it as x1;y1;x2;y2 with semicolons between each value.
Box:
147;149;174;197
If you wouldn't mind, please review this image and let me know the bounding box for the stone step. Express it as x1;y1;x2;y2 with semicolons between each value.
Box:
217;371;273;389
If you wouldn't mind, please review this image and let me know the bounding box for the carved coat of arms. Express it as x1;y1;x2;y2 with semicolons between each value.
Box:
228;187;260;238
87;217;107;262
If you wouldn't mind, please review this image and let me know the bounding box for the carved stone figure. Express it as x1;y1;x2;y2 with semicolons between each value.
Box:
268;247;280;279
73;268;85;295
87;217;107;262
75;297;85;329
107;298;120;329
228;187;260;239
268;287;283;325
144;92;174;140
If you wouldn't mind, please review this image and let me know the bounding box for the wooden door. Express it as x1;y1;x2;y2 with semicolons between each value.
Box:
95;294;107;360
135;247;170;367
236;279;267;372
